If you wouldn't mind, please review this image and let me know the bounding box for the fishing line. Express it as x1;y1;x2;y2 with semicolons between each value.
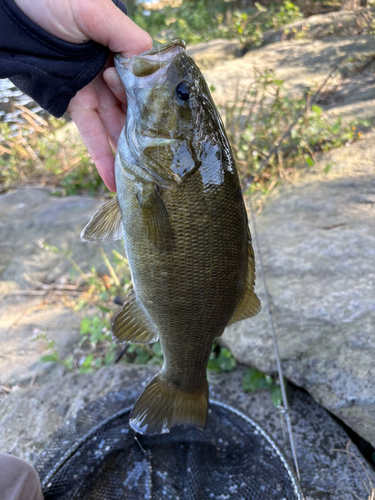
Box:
239;9;374;478
247;193;300;480
156;41;162;183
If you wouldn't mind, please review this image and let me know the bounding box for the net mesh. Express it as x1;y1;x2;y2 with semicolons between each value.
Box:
35;389;304;500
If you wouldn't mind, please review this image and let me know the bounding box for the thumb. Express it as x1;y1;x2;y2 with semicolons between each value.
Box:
75;0;152;57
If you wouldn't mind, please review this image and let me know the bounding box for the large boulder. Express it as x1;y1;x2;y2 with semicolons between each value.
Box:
0;187;125;385
202;35;375;125
187;39;242;69
222;135;375;448
0;363;373;499
0;187;123;287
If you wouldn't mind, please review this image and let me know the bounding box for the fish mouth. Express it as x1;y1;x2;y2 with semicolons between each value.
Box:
114;38;186;78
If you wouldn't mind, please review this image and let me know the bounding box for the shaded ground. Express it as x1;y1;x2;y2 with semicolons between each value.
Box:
0;364;374;500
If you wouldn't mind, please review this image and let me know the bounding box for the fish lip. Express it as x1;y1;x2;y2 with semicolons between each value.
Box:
114;38;186;75
114;53;130;72
140;38;186;57
115;38;185;64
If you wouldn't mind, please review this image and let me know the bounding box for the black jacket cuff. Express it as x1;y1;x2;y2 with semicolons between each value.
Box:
0;0;128;117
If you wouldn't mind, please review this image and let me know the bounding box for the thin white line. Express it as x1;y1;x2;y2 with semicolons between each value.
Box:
248;196;301;482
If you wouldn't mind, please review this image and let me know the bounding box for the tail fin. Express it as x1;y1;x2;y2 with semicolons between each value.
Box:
130;374;208;435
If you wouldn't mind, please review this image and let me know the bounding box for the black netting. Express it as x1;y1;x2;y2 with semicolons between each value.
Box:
35;390;304;500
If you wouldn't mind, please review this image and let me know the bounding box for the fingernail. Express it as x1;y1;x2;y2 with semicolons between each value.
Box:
104;68;122;90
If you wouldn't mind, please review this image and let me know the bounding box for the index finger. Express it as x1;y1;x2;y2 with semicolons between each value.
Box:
69;106;116;192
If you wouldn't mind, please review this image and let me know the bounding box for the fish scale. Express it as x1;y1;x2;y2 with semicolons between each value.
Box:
81;38;261;435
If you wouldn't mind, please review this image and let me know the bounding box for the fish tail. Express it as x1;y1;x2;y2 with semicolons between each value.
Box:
129;373;208;435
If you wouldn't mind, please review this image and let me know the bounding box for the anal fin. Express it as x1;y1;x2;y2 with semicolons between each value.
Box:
81;196;123;242
112;291;158;344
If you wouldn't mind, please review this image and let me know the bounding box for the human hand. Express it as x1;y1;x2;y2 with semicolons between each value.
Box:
13;0;152;191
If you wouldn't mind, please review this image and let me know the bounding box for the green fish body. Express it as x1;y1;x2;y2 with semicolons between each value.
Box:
81;39;260;435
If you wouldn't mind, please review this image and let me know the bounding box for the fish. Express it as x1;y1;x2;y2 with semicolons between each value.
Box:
81;38;261;435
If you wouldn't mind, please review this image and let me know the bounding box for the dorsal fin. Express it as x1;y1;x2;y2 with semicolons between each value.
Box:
81;196;123;242
112;291;158;344
228;228;261;325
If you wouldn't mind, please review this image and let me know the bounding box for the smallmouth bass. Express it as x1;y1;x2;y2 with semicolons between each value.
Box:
81;39;261;435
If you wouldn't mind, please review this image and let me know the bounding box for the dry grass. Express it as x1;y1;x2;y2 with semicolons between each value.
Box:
332;440;375;500
0;107;102;195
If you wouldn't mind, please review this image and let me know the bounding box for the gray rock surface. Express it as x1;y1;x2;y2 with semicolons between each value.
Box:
0;187;124;385
187;38;242;68
222;135;375;448
203;35;375;125
0;294;82;386
0;363;374;500
0;187;123;287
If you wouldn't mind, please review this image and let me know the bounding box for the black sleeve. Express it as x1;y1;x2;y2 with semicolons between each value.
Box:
0;0;127;117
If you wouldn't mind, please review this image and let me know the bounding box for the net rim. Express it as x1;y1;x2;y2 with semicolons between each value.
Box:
211;399;304;500
40;398;305;499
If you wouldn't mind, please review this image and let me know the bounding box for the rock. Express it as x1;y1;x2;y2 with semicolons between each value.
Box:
0;364;373;499
0;187;127;385
262;9;372;44
221;135;375;449
0;187;124;287
0;280;19;294
203;35;375;125
0;294;81;385
187;39;242;69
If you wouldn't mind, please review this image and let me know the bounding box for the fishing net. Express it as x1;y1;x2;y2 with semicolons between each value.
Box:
35;388;304;500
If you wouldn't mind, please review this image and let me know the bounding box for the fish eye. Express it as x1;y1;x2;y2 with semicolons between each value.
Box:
176;81;191;101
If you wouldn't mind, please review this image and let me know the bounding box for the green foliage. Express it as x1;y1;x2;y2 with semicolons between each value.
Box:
37;315;116;373
34;242;131;371
208;345;237;373
0;116;102;196
133;0;228;45
125;342;164;366
33;333;75;371
133;0;302;46
60;159;102;196
228;1;302;44
223;69;370;201
76;315;116;372
243;367;283;407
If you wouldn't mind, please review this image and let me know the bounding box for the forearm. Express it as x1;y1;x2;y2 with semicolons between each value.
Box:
0;0;127;117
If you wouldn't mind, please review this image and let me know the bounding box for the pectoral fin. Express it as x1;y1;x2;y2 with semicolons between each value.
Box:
81;196;123;242
136;183;174;252
112;291;158;344
228;229;261;325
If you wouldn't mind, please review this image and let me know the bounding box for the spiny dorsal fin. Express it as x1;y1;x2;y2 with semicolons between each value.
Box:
228;228;261;325
136;183;174;252
81;196;123;242
112;291;158;344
